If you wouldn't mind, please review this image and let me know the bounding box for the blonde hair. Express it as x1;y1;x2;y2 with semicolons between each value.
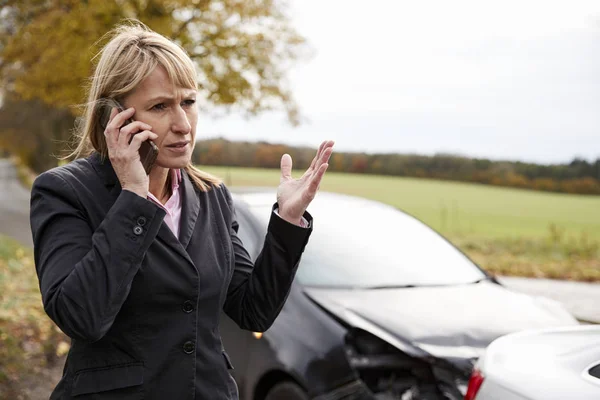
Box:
70;21;221;192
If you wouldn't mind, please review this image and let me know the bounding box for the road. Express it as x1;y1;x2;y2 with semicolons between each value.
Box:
499;276;600;324
0;158;33;246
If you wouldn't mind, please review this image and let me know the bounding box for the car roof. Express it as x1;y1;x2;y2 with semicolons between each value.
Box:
230;186;399;213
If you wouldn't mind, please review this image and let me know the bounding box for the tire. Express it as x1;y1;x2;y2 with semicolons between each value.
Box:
264;382;309;400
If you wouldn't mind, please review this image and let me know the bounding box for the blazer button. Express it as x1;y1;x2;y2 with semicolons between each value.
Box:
183;341;195;354
136;216;147;226
182;300;194;313
133;225;143;235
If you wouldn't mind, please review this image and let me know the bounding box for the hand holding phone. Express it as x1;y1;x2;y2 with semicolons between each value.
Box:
98;98;159;175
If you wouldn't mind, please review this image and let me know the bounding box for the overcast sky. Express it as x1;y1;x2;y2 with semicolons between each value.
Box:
198;0;600;164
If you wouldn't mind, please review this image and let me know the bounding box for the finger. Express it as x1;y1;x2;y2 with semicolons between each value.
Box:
118;121;153;146
313;141;334;173
107;107;135;133
107;107;135;148
302;141;327;180
321;145;333;165
280;153;293;183
128;130;159;151
108;107;118;124
104;107;120;147
309;141;326;171
307;162;329;198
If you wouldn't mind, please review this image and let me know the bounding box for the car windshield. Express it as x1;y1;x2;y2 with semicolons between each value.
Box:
248;194;485;288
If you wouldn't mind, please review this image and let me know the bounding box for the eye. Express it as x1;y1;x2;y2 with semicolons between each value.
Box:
182;99;196;107
151;103;167;111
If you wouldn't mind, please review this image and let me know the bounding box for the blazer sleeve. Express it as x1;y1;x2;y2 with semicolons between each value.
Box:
222;187;312;332
30;170;165;343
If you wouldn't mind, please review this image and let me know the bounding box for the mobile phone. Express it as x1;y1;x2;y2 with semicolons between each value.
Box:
98;98;159;175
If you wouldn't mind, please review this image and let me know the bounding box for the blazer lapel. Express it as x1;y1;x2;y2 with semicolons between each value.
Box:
178;170;200;249
89;152;122;211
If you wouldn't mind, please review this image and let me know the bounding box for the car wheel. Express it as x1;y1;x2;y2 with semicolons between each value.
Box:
264;382;309;400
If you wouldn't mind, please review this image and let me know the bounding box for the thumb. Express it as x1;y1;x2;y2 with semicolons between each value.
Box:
280;153;292;182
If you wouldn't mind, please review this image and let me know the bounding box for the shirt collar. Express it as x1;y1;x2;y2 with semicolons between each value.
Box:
171;168;182;192
146;168;182;204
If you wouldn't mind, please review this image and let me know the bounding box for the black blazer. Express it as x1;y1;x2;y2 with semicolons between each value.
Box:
29;153;312;399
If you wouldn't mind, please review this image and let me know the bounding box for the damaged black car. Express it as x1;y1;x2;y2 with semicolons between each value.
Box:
220;189;578;400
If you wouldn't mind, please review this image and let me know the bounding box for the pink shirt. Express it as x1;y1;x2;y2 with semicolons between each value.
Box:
147;169;182;238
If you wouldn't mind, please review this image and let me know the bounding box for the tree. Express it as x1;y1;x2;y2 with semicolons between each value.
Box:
0;0;308;171
0;94;75;172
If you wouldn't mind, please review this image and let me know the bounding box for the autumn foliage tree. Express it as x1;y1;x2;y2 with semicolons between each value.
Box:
0;0;308;172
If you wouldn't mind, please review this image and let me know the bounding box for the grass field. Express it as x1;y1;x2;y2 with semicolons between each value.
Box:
201;166;600;281
202;166;600;240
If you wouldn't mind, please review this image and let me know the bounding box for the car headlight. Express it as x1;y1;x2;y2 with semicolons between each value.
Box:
345;328;416;369
344;329;465;400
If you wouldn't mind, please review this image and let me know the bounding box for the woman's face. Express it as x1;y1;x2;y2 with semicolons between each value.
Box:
122;66;198;170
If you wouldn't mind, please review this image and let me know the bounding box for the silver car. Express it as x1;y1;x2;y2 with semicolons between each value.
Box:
466;325;600;400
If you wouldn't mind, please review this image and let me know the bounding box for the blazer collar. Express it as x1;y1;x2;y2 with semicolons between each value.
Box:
89;152;119;187
88;152;122;211
178;169;201;249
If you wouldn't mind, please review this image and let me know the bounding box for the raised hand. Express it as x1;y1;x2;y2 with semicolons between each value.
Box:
276;140;334;225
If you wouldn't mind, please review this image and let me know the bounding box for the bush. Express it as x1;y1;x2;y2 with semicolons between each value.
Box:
451;226;600;282
0;236;68;398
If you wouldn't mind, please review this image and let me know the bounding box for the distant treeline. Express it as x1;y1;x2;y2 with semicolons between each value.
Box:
192;138;600;195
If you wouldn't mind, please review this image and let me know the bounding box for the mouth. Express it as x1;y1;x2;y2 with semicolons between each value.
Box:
165;141;190;149
164;140;190;154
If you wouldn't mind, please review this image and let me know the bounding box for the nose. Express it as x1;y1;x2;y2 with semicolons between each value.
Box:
171;105;191;135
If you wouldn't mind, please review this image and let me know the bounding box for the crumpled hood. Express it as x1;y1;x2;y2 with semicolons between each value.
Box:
304;281;578;363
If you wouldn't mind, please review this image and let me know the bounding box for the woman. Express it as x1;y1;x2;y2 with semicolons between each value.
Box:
29;22;333;399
